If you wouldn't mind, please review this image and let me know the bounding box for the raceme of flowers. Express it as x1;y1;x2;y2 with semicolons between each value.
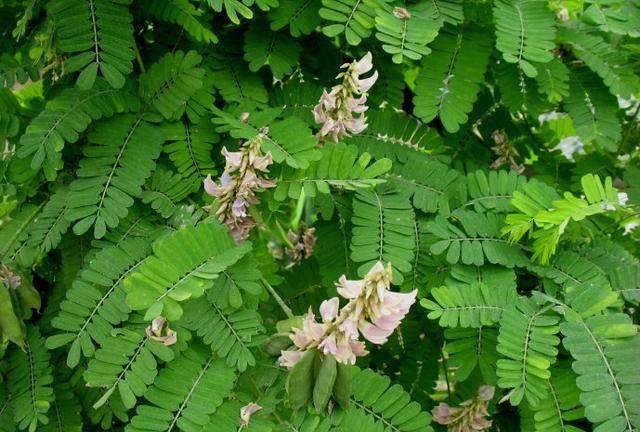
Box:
204;127;275;242
313;52;378;142
279;262;417;367
432;385;495;432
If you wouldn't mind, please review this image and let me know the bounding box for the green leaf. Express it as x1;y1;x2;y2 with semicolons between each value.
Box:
65;114;164;238
494;0;556;77
47;0;135;89
561;314;639;432
124;223;251;321
350;186;416;284
413;25;493;132
497;297;560;406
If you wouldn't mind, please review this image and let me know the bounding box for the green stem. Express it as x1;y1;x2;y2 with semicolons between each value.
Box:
261;277;293;319
134;42;145;74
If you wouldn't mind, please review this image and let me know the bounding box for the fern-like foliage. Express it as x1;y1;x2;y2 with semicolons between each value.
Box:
565;69;622;152
274;142;392;201
414;0;463;25
40;382;83;432
345;109;444;163
0;202;46;264
46;237;152;367
535;58;570;103
162;120;218;187
494;61;549;116
319;0;381;45
413;25;492;132
267;0;321;37
452;169;527;214
558;27;638;98
445;326;499;384
337;367;433;431
125;344;236;432
141;167;196;218
576;239;640;302
139;51;205;120
374;3;440;64
47;0;135;89
182;294;263;371
561;314;639;432
140;0;218;44
386;158;460;214
532;366;584;432
244;22;301;79
350;187;415;283
504;174;621;263
7;327;54;431
494;0;556;77
542;251;619;317
124;222;251;321
23;187;70;258
65;114;164;238
17;85;138;180
582;0;640;36
208;255;263;309
428;211;528;267
423;282;517;328
206;54;268;104
84;325;175;409
0;384;15;432
496;297;560;406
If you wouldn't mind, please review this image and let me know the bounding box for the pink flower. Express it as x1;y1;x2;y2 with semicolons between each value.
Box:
337;276;364;299
278;350;303;368
320;297;339;322
313;52;377;142
318;334;337;356
358;70;378;92
240;402;262;427
356;52;373;74
203;131;275;242
359;321;393;344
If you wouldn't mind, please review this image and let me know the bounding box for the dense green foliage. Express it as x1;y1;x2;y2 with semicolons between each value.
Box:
1;0;639;431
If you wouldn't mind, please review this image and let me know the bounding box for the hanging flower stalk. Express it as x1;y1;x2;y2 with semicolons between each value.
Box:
313;52;378;142
432;385;495;432
279;262;417;367
204;128;275;242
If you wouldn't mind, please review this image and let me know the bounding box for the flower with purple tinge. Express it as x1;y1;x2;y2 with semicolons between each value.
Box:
203;128;275;242
278;261;415;368
278;350;303;368
313;52;378;142
240;402;262;428
320;297;339;322
432;385;495;432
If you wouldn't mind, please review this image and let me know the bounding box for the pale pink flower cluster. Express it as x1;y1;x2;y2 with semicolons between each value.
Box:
279;262;417;367
146;316;177;346
313;52;378;142
204;129;275;242
433;385;495;432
